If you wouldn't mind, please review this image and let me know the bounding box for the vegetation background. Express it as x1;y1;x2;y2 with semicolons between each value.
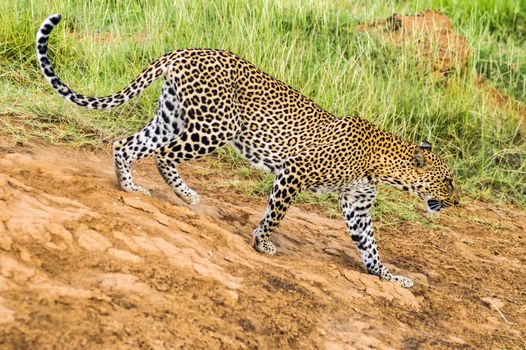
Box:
1;0;525;213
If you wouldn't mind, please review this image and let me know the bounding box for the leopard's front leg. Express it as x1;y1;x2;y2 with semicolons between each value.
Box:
339;185;414;288
252;168;301;255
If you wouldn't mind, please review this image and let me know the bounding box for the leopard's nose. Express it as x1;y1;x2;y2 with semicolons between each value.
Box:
452;193;460;205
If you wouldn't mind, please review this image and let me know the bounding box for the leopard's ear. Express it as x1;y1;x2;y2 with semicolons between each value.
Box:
414;149;430;169
419;140;432;151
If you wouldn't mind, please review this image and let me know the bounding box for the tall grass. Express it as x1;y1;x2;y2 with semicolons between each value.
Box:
0;0;525;207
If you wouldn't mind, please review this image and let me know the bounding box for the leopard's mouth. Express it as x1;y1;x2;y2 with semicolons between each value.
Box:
426;199;443;213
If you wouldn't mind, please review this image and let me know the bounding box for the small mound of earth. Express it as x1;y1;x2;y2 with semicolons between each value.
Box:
358;10;470;76
359;11;526;142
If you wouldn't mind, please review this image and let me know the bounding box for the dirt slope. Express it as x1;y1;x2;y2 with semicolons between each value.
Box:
0;138;524;349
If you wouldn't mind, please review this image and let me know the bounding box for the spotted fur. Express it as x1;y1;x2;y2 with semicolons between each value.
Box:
37;14;460;288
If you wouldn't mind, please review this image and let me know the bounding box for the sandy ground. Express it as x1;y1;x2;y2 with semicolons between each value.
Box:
0;135;524;350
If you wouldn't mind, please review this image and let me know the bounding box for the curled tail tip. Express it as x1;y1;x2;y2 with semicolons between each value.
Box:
36;13;162;110
39;14;62;35
49;14;62;24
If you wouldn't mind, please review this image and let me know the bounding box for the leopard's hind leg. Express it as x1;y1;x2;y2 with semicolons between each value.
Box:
155;120;238;204
113;83;183;195
151;66;240;204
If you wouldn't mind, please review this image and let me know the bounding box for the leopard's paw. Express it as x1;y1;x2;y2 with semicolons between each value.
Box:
390;274;414;288
184;190;200;205
253;236;276;256
122;184;151;197
378;266;414;288
176;187;200;205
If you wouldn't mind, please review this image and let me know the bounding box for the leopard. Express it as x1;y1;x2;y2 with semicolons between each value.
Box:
37;14;460;288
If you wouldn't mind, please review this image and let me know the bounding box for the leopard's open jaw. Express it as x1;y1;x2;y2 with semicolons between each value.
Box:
427;199;443;214
37;14;459;289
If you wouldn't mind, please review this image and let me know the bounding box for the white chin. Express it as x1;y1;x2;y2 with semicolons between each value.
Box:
427;207;440;215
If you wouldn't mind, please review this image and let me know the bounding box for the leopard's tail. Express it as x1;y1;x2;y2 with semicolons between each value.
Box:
36;14;169;110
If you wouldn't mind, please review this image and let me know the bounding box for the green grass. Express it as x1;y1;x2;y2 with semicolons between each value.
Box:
0;0;525;211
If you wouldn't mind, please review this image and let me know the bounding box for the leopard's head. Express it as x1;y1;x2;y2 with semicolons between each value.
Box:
409;141;460;213
375;139;460;213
